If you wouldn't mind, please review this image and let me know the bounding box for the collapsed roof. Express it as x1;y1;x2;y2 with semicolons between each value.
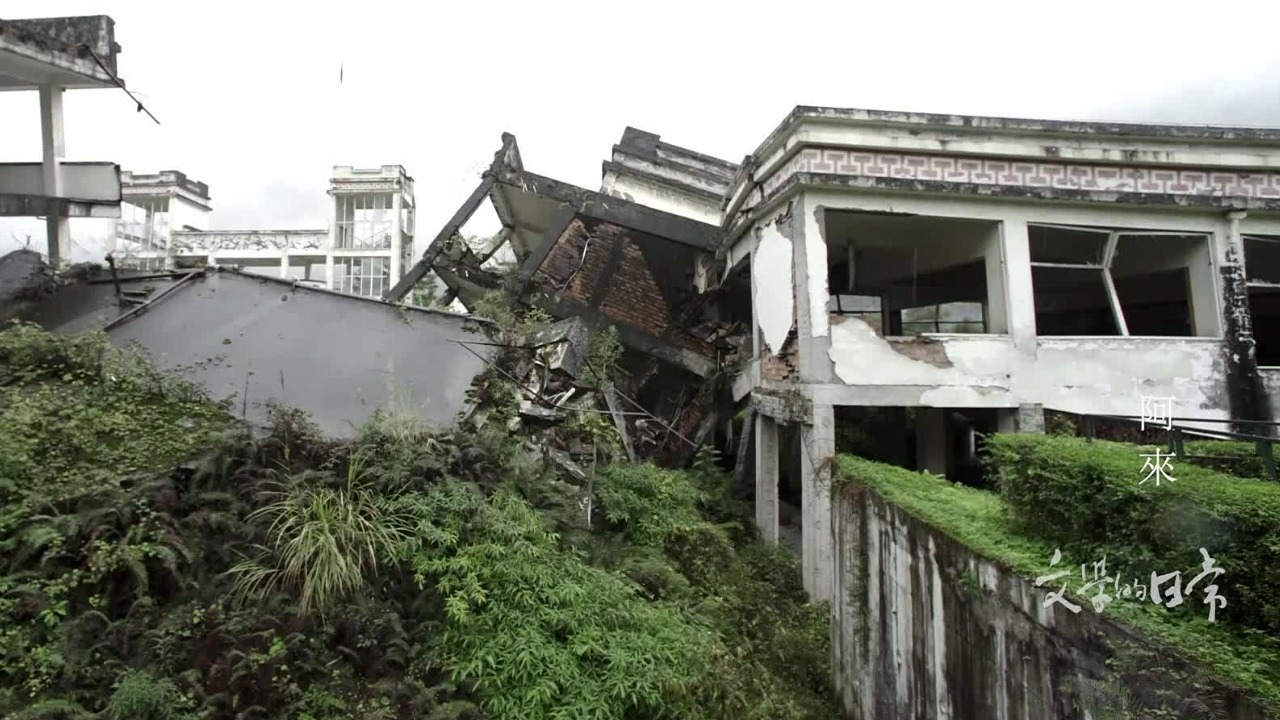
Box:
386;131;747;464
2;255;494;437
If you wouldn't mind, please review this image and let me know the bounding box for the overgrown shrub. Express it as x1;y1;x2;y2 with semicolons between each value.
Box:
0;322;837;719
837;453;1280;713
984;433;1280;637
1183;440;1273;481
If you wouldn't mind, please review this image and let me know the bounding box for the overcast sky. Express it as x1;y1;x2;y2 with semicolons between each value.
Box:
3;0;1280;262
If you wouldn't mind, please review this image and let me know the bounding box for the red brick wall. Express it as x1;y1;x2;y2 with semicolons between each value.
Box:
532;218;715;357
760;328;799;381
533;218;601;304
599;240;672;337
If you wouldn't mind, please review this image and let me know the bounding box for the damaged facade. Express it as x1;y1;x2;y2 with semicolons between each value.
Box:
8;103;1280;612
398;107;1280;605
719;107;1280;601
109;166;416;298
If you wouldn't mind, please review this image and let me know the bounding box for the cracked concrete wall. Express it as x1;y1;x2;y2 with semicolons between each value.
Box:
832;486;1271;720
776;189;1263;423
822;316;1229;419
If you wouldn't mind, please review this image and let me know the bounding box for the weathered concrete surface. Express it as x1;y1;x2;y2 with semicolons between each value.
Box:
0;15;120;86
832;484;1272;720
107;270;492;437
0;249;46;304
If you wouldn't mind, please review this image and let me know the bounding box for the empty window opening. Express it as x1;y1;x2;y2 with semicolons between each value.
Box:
336;194;395;249
1028;224;1208;337
824;210;1000;336
1032;266;1119;335
334;257;390;297
721;261;753;332
1245;235;1280;366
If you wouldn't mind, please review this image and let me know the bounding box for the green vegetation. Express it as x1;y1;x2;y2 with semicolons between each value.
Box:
837;446;1280;715
0;320;836;719
987;434;1280;637
1181;440;1273;481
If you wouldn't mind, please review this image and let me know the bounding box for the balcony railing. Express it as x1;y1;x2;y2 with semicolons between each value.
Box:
169;230;327;253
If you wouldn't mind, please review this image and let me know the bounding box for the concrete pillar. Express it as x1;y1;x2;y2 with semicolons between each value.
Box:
791;193;831;382
1185;240;1222;338
754;414;780;544
1218;211;1270;430
983;224;1010;333
915;407;948;476
280;254;291;279
325;192;339;289
801;403;835;602
40;84;70;268
1000;219;1037;352
391;188;404;285
996;403;1045;434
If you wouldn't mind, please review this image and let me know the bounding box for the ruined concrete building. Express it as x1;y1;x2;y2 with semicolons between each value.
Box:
110;166;417;298
6;101;1280;608
393;107;1280;602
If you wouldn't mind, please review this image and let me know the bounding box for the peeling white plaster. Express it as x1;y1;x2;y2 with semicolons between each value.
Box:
827;318;1014;387
826;318;1230;421
805;205;830;338
752;223;794;355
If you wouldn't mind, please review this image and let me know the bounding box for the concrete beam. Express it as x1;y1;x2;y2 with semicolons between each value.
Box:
384;175;495;301
0;193;119;218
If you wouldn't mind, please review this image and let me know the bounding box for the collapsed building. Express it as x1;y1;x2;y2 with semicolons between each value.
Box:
5;106;1280;606
391;109;1280;602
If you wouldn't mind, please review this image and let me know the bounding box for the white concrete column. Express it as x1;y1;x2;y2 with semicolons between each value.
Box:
390;188;404;286
280;254;291;279
983;224;1010;333
801;403;835;602
792;193;832;381
915;407;948;476
325;193;339;289
1000;219;1037;352
40;84;70;268
755;414;780;543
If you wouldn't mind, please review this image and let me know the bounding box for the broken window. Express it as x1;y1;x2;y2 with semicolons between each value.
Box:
825;210;999;337
1029;224;1209;337
335;194;394;249
1244;235;1280;366
334;256;390;297
901;302;986;334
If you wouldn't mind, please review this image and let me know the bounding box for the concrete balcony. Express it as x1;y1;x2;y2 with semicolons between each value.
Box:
0;161;120;217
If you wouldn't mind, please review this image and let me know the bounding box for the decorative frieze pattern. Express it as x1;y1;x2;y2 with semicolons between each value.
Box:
169;231;327;252
761;147;1280;202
